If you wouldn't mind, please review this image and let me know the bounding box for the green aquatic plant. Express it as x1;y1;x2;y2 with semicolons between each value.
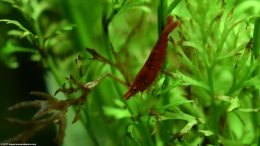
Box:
0;0;259;145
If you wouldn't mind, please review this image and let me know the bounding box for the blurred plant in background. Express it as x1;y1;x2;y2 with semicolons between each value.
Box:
0;0;259;146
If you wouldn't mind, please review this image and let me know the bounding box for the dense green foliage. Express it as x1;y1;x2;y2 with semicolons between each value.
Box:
0;0;259;145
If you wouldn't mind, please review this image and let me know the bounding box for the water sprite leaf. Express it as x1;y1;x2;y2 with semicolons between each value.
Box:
133;5;151;13
0;19;32;33
167;0;182;14
179;119;197;134
2;0;16;4
31;0;50;20
199;130;214;137
8;29;24;37
171;118;198;140
55;24;75;35
0;40;38;68
30;53;41;62
216;96;240;111
126;123;142;144
216;95;230;101
174;71;209;90
0;41;19;68
234;0;260;18
113;99;126;108
2;0;21;10
0;19;34;42
162;99;193;109
158;78;182;95
227;97;240;111
159;111;196;122
7;29;31;38
103;106;131;119
0;54;18;68
117;0;151;15
3;0;49;21
242;68;260;89
1;40;37;54
238;108;260;112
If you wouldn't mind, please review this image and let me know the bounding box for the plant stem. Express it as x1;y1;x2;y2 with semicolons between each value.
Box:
157;0;167;36
34;21;44;49
45;57;64;86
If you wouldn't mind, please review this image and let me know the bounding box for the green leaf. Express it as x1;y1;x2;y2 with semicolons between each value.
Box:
238;108;260;112
117;0;151;16
1;40;37;54
103;106;131;119
162;99;193;109
7;29;31;38
0;40;37;68
31;0;50;20
235;0;260;18
199;130;214;137
175;71;209;90
0;55;18;68
0;41;18;68
0;19;32;34
171;119;198;139
133;5;151;13
0;19;34;42
179;119;197;134
216;96;240;111
113;99;126;108
55;24;75;35
158;78;182;95
159;111;196;122
2;0;21;9
227;97;240;111
167;0;182;14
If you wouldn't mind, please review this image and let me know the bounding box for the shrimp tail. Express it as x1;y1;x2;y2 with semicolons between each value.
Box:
161;16;179;37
